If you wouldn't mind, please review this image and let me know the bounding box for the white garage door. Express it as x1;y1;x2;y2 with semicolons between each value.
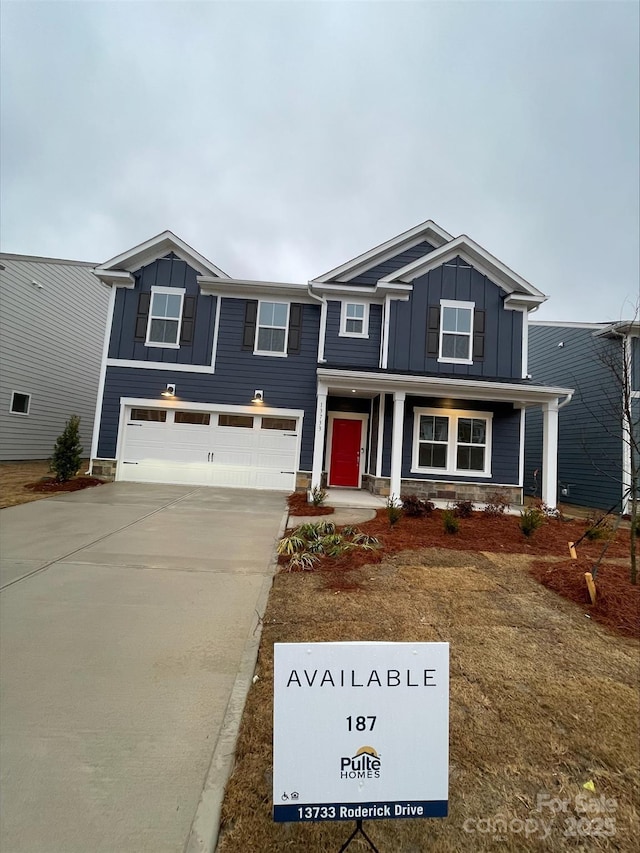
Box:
118;407;300;490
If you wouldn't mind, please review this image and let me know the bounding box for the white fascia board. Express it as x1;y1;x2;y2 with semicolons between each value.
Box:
379;235;547;300
198;277;318;303
119;397;304;418
316;368;573;406
503;293;546;311
93;269;135;288
95;230;230;278
311;219;454;284
593;320;640;338
530;320;608;329
310;281;412;300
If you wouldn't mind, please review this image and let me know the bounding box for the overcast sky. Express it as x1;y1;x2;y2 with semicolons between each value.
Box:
1;0;638;321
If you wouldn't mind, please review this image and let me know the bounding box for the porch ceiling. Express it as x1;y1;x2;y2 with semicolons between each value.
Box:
317;368;573;408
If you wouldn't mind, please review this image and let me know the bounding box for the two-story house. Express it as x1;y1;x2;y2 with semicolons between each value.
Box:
90;222;572;506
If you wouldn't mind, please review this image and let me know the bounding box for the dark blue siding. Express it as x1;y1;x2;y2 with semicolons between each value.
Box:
524;324;623;509
108;256;216;366
632;336;639;391
98;301;321;470
380;397;520;484
345;241;436;285
387;257;522;380
323;301;382;368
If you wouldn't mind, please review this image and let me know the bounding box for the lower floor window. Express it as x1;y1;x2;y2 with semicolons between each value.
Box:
413;409;491;476
10;391;31;415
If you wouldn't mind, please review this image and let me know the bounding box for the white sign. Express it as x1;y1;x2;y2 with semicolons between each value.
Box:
273;641;449;823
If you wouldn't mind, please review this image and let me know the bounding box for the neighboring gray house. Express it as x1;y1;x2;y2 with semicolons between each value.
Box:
0;254;110;460
525;320;640;513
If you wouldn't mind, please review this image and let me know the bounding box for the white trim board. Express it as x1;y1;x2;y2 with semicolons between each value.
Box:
96;230;230;278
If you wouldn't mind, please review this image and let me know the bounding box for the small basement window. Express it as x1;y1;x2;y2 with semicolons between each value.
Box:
174;411;211;425
261;417;297;431
10;391;31;415
218;414;254;428
130;409;167;422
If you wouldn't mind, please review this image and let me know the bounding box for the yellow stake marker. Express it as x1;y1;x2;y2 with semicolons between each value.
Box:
568;542;577;559
585;572;597;605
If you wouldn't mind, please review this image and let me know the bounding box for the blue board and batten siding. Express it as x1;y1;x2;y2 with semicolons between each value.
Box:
323;301;382;368
388;257;523;379
109;255;216;365
525;325;623;509
99;297;321;467
344;240;437;286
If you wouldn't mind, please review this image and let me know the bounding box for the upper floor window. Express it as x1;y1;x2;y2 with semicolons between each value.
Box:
146;287;184;348
340;301;369;338
255;301;289;356
412;408;492;477
439;300;474;364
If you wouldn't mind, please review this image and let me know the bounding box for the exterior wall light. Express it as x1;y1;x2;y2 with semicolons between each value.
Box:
252;390;264;403
162;383;176;397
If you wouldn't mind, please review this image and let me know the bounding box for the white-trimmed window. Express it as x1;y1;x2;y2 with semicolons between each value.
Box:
146;287;184;348
255;301;289;355
413;408;492;476
10;391;31;415
439;300;474;363
340;301;369;337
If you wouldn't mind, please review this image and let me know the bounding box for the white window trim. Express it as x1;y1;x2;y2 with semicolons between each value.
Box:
10;390;31;416
438;299;474;365
254;300;290;357
412;407;493;478
145;286;186;349
339;300;370;338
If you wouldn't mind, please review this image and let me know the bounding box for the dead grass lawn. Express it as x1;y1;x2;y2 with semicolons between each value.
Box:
218;549;639;852
0;460;91;508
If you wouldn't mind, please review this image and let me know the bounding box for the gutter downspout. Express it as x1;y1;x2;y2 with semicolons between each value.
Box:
307;283;327;364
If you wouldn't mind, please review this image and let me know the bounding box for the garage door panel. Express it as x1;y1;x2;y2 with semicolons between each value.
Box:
119;408;299;490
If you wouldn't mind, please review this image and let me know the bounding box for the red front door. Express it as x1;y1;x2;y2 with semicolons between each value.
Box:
329;419;362;487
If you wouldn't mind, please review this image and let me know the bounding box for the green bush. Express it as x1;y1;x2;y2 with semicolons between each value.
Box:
51;415;83;482
584;513;613;541
442;509;459;534
310;486;327;506
519;507;545;537
386;496;403;526
277;521;380;570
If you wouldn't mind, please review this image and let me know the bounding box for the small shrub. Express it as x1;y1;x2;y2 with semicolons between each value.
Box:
350;532;380;549
386;496;403;526
287;552;320;572
519;507;545;537
484;491;511;516
442;509;459;534
310;486;327;506
342;525;360;536
583;513;613;541
50;415;83;482
314;520;336;536
454;499;474;518
277;534;306;556
401;494;435;517
535;501;564;521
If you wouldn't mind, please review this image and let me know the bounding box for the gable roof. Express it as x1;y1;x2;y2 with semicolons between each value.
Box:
311;219;454;284
379;234;546;301
94;231;230;282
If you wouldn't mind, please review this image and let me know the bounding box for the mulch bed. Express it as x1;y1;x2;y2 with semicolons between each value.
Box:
530;558;639;639
24;476;105;494
287;491;334;516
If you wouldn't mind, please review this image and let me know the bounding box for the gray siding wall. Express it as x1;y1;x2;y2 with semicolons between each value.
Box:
388;257;523;379
323;301;382;368
524;324;623;509
0;256;110;460
98;300;321;469
380;396;520;484
109;255;216;365
345;240;436;285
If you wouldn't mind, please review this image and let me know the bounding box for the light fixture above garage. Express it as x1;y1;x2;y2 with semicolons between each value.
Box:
161;383;176;397
252;389;264;403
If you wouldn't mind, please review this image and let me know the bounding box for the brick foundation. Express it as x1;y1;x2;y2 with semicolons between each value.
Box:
362;475;521;505
91;459;117;480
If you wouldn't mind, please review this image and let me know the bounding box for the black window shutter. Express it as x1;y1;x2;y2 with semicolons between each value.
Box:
242;301;258;350
287;304;303;354
179;296;196;345
134;292;151;341
426;306;440;356
473;310;485;360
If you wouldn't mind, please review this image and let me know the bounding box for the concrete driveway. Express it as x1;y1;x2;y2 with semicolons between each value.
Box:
0;483;287;853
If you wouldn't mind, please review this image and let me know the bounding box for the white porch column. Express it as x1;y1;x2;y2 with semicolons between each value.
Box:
542;399;559;508
311;382;328;491
389;391;405;503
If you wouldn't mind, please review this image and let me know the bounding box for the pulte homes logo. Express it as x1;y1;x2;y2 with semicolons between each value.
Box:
340;746;381;779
